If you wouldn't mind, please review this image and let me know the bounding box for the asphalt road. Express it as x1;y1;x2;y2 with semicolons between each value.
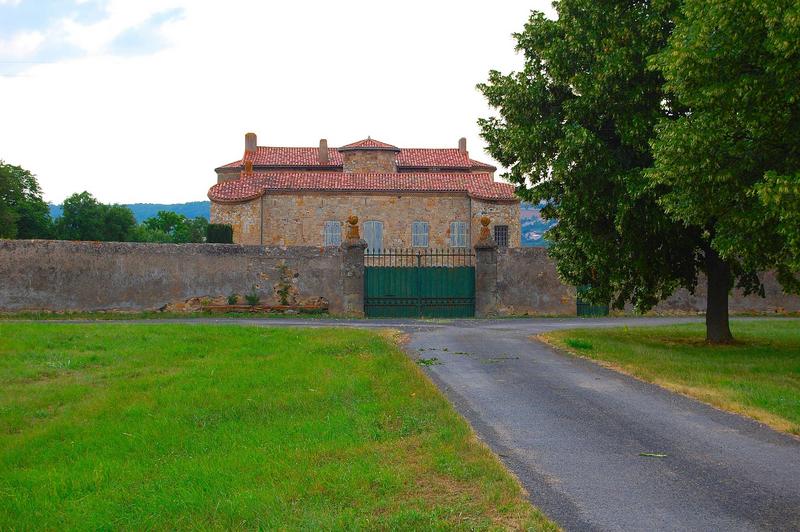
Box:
404;318;800;532
27;316;800;530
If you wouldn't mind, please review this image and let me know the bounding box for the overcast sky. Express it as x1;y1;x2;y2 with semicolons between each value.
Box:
0;0;554;204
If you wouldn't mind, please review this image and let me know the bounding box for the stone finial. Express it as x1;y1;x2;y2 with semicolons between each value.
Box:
479;215;491;241
346;215;360;240
458;137;468;155
245;132;257;152
319;138;329;164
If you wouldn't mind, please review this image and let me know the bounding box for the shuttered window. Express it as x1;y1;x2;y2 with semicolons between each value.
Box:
449;221;468;248
412;221;429;247
363;221;384;252
323;221;341;247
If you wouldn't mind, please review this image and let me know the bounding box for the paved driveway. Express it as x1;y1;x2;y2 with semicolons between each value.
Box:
403;318;800;531
35;316;800;530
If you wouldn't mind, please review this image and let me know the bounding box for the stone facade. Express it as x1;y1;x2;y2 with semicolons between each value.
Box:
210;134;522;249
342;151;397;173
211;192;520;250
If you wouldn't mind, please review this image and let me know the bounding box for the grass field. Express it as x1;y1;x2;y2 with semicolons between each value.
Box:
543;319;800;435
0;323;554;530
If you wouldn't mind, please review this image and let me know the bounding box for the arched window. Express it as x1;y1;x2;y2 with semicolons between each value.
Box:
363;221;384;252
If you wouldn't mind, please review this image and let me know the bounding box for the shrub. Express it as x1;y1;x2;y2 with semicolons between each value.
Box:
206;224;233;243
245;288;260;306
227;294;238;305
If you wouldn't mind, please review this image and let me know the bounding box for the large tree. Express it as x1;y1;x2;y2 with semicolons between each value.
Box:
479;0;798;343
0;161;52;239
648;0;800;341
479;1;711;334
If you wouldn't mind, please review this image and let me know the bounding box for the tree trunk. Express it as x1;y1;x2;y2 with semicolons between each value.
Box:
705;247;733;344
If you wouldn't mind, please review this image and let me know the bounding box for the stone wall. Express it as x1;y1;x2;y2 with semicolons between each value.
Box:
212;192;522;249
342;151;397;173
3;239;796;317
491;246;800;316
495;247;576;315
0;240;346;313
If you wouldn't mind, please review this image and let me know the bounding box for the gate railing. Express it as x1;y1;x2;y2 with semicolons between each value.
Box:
364;248;475;268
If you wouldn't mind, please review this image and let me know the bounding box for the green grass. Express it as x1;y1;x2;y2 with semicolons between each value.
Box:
543;319;800;435
0;310;333;321
0;323;554;530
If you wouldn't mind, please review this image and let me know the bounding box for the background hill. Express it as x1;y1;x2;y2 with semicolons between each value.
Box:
48;200;554;246
49;201;211;224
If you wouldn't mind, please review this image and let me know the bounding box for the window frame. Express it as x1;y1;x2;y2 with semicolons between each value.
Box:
494;224;509;247
449;221;468;248
323;220;342;247
411;221;429;248
363;220;384;252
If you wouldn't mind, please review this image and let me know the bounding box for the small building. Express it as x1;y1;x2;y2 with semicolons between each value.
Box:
208;133;520;250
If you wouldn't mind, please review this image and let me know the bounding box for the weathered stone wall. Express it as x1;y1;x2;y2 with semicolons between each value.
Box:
212;192;522;249
342;151;397;173
492;247;800;316
0;240;344;313
495;247;576;315
654;271;800;314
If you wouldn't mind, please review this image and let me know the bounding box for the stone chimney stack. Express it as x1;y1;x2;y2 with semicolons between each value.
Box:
245;132;257;153
319;138;329;164
458;137;468;156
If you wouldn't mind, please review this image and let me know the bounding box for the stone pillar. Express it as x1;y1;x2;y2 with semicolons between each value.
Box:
474;216;498;317
340;215;367;317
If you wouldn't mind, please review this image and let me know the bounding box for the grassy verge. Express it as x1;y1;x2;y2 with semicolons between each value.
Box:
0;323;554;530
0;310;333;321
542;320;800;436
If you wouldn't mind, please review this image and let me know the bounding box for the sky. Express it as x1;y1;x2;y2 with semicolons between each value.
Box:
0;1;555;204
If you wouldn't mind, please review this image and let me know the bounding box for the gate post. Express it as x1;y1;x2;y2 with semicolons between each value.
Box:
474;216;498;318
340;215;367;317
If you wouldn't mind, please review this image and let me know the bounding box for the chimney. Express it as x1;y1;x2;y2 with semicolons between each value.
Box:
243;159;254;175
245;132;257;153
319;138;329;164
458;137;468;156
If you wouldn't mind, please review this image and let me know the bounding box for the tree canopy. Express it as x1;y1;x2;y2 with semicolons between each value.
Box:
132;210;208;243
0;161;51;239
479;0;799;342
54;192;137;242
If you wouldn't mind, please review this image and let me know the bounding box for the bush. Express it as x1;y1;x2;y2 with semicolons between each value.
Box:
245;288;260;306
206;224;233;243
227;294;238;305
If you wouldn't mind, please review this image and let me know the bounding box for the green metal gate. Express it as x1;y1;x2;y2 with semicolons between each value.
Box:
364;249;475;318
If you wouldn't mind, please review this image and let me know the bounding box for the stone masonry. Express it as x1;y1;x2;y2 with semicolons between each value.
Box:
211;193;520;250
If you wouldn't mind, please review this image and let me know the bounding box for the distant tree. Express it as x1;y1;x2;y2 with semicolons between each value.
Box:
648;0;800;341
0;161;52;239
55;192;136;242
137;211;208;243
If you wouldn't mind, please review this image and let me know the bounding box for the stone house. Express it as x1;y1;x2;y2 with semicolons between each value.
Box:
208;133;520;250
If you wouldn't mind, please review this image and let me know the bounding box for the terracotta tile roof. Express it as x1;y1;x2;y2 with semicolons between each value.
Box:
209;172;517;203
469;158;498;171
217;147;495;171
396;148;471;168
339;137;400;151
